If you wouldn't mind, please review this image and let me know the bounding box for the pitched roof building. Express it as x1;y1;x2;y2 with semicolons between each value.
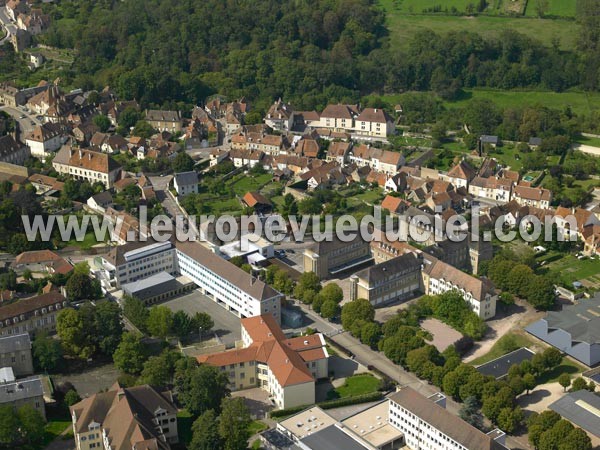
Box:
52;145;122;189
70;383;178;450
512;184;552;209
198;315;328;409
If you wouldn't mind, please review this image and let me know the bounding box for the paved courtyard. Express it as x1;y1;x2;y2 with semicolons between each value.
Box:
162;290;242;346
53;363;120;398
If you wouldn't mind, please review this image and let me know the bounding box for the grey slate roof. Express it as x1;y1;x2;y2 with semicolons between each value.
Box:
480;135;499;144
0;333;31;354
0;376;43;404
355;252;420;284
549;390;600;438
121;272;181;301
543;294;600;345
174;171;198;186
476;347;535;379
300;425;368;450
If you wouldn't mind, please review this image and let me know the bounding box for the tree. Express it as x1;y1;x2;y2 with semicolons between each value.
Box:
509;375;525;396
571;377;588;392
147;306;174;339
172;152;196;172
177;364;230;416
558;428;592;450
133;120;155;138
113;332;148;374
459;396;483;429
312;294;324;313
341;298;375;331
525;276;556;310
542;347;562;369
319;283;343;304
65;272;96;301
94;301;124;355
93;114;112;132
496;406;524;434
294;272;321;300
140;350;182;387
172;310;194;340
190;409;222;450
523;373;537;395
320;299;339;320
192;312;214;338
32;332;62;373
0;405;19;445
360;322;381;348
122;295;149;333
64;389;81;406
119;107;141;130
17;405;45;446
482;386;514;423
558;373;571;392
218;397;251;450
57;308;95;359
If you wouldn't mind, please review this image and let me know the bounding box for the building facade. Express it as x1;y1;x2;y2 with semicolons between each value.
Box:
0;374;45;420
52;146;122;189
303;235;372;280
176;242;283;323
0;292;68;337
0;333;34;377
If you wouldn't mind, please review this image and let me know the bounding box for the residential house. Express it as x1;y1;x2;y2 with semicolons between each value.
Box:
198;315;327;409
512;184;552;209
0;333;33;377
480;135;499;148
354;107;395;138
264;99;294;131
52;145;122;189
172;171;198;197
292;138;319;158
447;160;476;189
86;191;113;214
326;141;351;164
422;257;497;320
145;110;182;133
384;173;407;193
17;9;50;35
381;195;410;215
12;250;73;276
0;291;68;337
27;174;64;195
25;123;64;161
242;192;272;214
468;176;513;203
70;383;179;450
229;149;264;168
317;104;359;132
0;135;29;165
5;0;27;21
89;132;128;154
0;372;45;420
347;144;404;174
350;252;422;306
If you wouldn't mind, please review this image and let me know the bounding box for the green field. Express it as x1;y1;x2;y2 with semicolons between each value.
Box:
544;254;600;286
381;11;579;50
524;0;577;17
327;374;380;400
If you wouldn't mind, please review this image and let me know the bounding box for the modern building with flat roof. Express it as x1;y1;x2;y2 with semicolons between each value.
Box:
526;294;600;367
549;390;600;439
121;272;194;305
176;241;283;323
476;348;536;380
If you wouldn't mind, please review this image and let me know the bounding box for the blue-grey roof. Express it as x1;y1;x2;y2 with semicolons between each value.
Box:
174;171;198;186
476;348;535;379
480;135;499;144
301;425;368;450
121;272;181;301
529;137;542;146
0;333;31;354
542;295;600;345
549;390;600;438
0;376;43;404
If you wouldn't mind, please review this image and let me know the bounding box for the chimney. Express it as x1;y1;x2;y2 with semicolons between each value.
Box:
88;152;92;160
78;149;82;159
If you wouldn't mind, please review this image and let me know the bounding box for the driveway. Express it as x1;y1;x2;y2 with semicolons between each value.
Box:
53;363;121;398
161;290;242;347
0;7;16;45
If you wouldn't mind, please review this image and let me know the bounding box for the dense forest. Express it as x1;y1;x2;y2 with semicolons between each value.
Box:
21;0;600;111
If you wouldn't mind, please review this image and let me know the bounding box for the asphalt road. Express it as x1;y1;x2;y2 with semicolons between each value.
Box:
0;105;43;143
0;7;16;44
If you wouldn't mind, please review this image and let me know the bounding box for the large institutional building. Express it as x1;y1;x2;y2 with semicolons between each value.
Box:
198;315;328;409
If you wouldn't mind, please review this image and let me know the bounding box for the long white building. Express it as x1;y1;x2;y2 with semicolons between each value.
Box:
176;241;282;323
389;387;509;450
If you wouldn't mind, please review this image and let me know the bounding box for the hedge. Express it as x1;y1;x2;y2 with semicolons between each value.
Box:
269;391;384;418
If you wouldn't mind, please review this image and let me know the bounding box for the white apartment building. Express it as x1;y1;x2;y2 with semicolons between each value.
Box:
354;107;395;138
422;258;497;320
389;387;508;450
52;146;122;189
198;315;327;409
25;123;64;161
176;242;283;323
512;185;553;209
172;171;199;197
100;241;177;288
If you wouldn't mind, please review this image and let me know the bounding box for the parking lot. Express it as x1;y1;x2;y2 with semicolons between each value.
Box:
162;290;242;347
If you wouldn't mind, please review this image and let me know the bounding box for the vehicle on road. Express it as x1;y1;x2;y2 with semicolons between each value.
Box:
19;115;25;119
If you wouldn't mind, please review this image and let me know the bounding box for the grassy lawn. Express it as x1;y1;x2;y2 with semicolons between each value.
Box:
248;420;268;435
228;173;272;196
327;374;380;400
470;333;535;366
381;13;580;51
39;420;72;448
536;357;584;384
544;254;600;285
524;0;577;17
575;135;600;148
65;230;104;250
